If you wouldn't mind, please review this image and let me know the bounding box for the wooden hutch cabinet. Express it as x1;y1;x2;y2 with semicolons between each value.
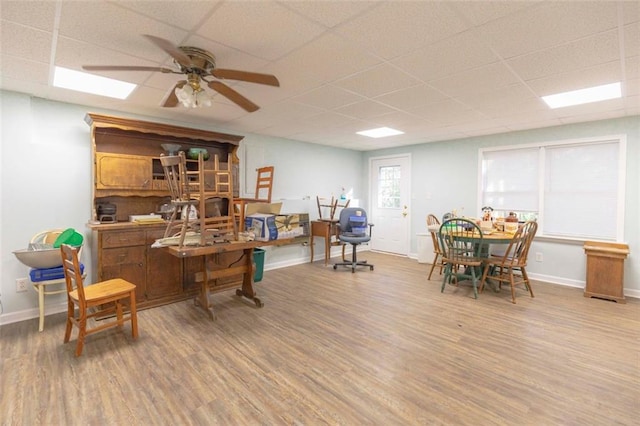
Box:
85;113;244;309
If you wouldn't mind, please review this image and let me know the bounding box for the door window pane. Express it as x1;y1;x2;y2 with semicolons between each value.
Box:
378;166;401;208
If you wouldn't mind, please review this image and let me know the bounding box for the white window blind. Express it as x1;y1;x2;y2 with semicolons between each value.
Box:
480;136;625;241
544;141;620;239
481;148;538;212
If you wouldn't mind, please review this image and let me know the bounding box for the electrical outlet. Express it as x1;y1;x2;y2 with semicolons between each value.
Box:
16;277;28;292
535;252;543;262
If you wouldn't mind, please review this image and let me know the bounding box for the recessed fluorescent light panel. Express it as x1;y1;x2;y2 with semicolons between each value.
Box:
53;66;136;99
542;82;621;109
357;127;404;138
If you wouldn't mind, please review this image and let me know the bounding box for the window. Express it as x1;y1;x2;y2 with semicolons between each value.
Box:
377;165;401;208
480;135;625;241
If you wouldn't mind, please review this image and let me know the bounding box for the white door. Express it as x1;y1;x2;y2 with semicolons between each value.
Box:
369;155;411;255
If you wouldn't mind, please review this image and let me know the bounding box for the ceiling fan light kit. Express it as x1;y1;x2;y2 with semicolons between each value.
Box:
82;35;279;112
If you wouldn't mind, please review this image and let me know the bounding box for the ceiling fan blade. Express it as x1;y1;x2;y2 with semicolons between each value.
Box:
82;65;175;73
211;69;280;87
208;81;259;112
162;80;187;107
143;34;193;69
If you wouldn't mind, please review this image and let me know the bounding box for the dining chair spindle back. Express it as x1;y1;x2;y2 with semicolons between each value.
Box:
439;218;485;299
480;221;538;303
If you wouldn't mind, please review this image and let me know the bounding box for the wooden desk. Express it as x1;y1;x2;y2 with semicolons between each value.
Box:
164;239;286;319
310;220;346;266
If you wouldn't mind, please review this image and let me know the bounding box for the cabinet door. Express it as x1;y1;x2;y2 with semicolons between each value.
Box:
101;246;146;302
145;230;182;300
96;153;152;190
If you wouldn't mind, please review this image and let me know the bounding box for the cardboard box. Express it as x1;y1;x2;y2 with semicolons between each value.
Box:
275;213;309;239
245;213;278;241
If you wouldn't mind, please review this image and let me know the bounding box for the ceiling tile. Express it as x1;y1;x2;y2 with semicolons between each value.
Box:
1;22;53;63
507;31;620;82
374;85;450;110
282;0;375;28
391;30;500;82
428;62;520;98
624;22;640;58
291;85;366;110
113;0;220;31
526;61;623;97
58;2;187;62
449;1;541;26
333;63;422;99
334;100;397;120
479;1;620;59
0;0;57;32
198;1;326;61
266;33;382;88
333;1;469;60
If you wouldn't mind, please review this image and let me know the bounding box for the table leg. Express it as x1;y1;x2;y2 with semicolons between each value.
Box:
195;255;216;320
310;233;315;263
235;248;263;307
324;235;330;266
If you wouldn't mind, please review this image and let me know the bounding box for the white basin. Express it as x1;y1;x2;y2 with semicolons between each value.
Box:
13;248;62;269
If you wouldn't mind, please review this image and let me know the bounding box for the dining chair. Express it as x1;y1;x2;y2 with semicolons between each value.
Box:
160;152;199;248
479;221;538;303
439;218;485;299
426;214;446;280
61;244;138;356
233;166;274;231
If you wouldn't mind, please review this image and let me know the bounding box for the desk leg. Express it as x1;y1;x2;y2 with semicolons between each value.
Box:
310;233;315;263
195;254;216;320
324;236;330;266
235;248;263;307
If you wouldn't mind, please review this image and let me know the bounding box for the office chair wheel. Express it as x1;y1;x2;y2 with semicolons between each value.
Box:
370;266;374;271
253;297;263;308
333;265;338;270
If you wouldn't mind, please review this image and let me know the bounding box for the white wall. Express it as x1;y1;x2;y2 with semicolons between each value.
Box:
363;115;640;296
0;92;363;322
2;91;638;325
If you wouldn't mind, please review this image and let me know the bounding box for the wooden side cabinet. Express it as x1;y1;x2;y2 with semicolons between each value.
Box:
583;241;630;303
94;226;189;308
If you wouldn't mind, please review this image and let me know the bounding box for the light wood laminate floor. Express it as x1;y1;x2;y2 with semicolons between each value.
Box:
1;252;638;425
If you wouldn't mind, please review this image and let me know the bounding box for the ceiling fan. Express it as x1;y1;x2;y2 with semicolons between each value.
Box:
82;34;279;112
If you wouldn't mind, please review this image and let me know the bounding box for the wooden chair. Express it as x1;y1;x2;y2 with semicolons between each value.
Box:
317;196;350;222
426;214;446;280
480;221;538;303
160;152;199;248
61;244;138;356
186;152;237;244
233;166;274;231
439;218;485;299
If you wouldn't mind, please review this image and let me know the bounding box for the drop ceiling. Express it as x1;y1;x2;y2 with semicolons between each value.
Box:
1;1;638;151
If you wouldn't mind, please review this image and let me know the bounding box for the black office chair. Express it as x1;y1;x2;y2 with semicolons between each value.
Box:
333;207;374;273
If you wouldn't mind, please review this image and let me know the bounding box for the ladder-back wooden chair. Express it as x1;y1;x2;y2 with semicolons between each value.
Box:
61;244;138;356
186;152;237;244
480;221;538;303
160;152;199;248
233;166;274;231
426;214;446;280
